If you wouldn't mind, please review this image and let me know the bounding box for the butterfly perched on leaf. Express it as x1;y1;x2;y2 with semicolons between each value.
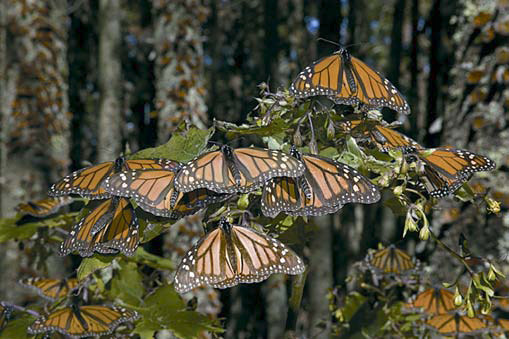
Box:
174;218;305;293
261;147;380;217
290;47;410;114
174;145;305;194
367;245;416;274
104;169;232;218
409;147;496;198
27;304;139;338
49;157;180;199
19;277;79;302
16;196;73;217
60;197;139;257
426;312;487;335
405;288;456;315
340;119;421;153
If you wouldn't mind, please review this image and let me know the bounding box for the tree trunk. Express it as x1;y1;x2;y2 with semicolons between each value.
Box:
388;0;405;88
153;0;208;144
425;0;441;147
98;0;122;162
307;216;332;338
0;0;7;216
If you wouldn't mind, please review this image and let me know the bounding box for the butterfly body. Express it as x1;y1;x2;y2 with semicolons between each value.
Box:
290;48;410;114
174;219;305;293
27;305;139;338
262;148;380;217
175;146;306;194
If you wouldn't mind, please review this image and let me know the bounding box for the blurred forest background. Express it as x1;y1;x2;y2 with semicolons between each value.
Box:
1;0;509;338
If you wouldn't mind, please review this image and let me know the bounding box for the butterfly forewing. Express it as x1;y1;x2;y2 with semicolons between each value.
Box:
174;221;305;294
409;288;456;315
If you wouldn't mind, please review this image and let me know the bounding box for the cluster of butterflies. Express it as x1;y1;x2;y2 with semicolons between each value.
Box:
0;277;139;338
10;45;500;337
289;47;496;198
363;245;509;336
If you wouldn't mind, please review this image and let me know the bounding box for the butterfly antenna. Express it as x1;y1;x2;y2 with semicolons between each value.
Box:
317;37;341;47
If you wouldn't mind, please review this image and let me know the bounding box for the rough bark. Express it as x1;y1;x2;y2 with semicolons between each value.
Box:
307;216;332;338
0;0;7;216
153;0;208;143
388;0;405;87
98;0;122;162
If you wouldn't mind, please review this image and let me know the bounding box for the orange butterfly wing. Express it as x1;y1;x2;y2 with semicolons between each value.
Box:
19;278;78;301
16;196;73;217
408;288;456;315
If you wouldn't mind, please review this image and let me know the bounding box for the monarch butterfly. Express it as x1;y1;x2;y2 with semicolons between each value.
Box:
426;312;487;335
19;277;79;302
409;148;496;198
261;147;380;217
290;47;410;114
174;218;305;293
103;169;232;218
49;157;180;199
16;196;73;217
406;288;456;315
341;119;421;153
27;304;139;338
174;145;306;194
60;197;139;257
367;245;416;274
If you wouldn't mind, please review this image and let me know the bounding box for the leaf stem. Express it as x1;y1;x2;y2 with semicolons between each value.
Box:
428;229;474;276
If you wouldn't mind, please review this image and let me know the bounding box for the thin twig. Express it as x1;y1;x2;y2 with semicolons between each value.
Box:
428;229;474;276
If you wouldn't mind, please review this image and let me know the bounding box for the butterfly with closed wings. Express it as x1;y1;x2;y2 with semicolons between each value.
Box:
60;197;139;257
19;277;79;302
290;47;410;114
261;147;380;217
103;168;232;218
174;145;306;194
174;218;305;293
49;157;179;199
409;147;496;198
16;196;73;217
27;304;139;338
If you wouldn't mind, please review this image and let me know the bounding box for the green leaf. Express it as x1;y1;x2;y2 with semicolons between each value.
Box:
0;314;35;339
216;117;287;137
77;255;115;281
128;247;175;271
383;196;408;216
109;261;144;306
0;212;79;243
130;127;214;162
134;284;222;339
